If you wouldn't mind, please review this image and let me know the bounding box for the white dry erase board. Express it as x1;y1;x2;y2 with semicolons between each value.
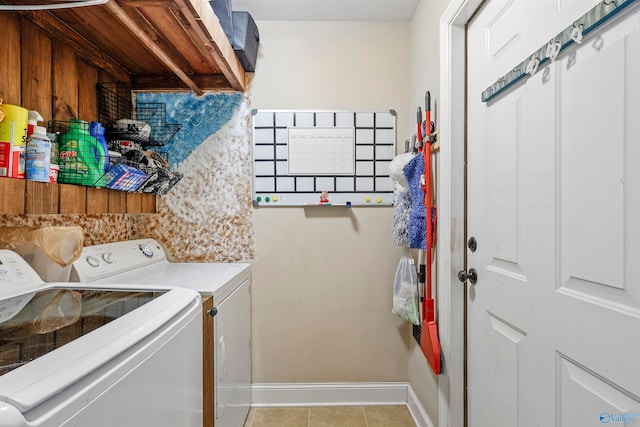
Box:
251;110;397;207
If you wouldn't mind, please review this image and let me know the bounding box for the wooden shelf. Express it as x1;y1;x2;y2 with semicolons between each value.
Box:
0;3;209;215
0;179;156;215
5;0;246;94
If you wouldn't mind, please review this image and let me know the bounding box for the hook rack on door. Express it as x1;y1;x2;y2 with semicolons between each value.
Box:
481;0;638;102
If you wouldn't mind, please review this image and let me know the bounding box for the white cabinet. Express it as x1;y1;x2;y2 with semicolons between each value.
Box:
214;278;252;427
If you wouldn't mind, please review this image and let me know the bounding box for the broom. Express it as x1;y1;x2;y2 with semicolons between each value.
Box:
419;91;441;375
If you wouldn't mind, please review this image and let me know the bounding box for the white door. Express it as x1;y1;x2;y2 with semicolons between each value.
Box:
466;1;640;426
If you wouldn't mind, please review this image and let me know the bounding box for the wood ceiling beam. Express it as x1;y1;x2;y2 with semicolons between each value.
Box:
132;73;233;91
173;0;245;91
103;0;203;95
119;0;173;5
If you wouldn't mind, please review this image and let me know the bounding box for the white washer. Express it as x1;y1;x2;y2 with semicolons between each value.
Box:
0;249;203;427
70;239;252;427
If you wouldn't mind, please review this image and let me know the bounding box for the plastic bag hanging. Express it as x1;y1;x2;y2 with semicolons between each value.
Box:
392;248;420;325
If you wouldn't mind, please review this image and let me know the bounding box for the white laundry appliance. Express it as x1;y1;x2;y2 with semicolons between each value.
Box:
70;238;252;427
0;249;203;427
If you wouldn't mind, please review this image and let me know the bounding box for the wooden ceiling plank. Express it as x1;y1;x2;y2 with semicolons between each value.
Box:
132;73;232;91
21;10;131;84
103;0;203;95
173;0;245;91
140;6;216;74
119;0;173;6
9;0;244;93
53;7;163;75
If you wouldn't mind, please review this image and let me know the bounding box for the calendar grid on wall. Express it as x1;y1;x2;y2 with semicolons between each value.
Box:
252;110;397;207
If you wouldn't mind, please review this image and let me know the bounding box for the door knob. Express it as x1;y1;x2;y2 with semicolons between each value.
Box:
457;268;478;284
208;307;218;317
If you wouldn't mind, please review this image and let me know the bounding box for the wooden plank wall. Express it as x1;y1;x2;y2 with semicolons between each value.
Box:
0;12;156;215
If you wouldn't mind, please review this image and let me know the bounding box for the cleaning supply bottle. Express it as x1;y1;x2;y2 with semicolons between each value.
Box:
47;131;60;183
27;110;44;137
0;103;28;178
58;119;107;186
47;131;59;164
25;126;52;182
90;121;110;173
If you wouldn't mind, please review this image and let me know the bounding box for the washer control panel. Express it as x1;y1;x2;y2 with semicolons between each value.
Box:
102;252;114;264
71;239;167;282
138;243;154;258
86;256;101;267
0;249;45;299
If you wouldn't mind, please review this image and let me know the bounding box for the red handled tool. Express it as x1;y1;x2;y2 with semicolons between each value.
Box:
419;91;441;375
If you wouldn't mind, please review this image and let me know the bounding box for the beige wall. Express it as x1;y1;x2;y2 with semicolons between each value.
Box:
407;0;452;424
250;21;411;383
250;8;450;422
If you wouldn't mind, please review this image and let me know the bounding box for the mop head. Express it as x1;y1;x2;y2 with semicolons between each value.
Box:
389;152;414;190
392;183;411;247
403;154;426;250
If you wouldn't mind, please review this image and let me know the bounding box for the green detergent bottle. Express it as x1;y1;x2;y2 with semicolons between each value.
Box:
58;119;107;186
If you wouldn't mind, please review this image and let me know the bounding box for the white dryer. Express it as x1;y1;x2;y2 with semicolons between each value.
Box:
70;239;252;427
0;249;203;427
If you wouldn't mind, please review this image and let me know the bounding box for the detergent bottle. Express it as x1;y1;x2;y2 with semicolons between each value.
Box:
58;119;107;186
89;121;110;173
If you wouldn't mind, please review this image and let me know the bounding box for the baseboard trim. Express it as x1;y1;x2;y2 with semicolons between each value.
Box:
251;382;434;426
251;382;407;407
407;384;435;427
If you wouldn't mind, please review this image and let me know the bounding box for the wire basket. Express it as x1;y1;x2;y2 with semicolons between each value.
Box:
135;103;182;147
138;166;183;195
97;82;154;145
50;120;181;194
96;82;134;124
97;83;181;147
93;82;183;194
122;149;182;194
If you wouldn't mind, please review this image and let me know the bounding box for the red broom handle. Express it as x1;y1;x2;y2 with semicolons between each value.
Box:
424;92;434;320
